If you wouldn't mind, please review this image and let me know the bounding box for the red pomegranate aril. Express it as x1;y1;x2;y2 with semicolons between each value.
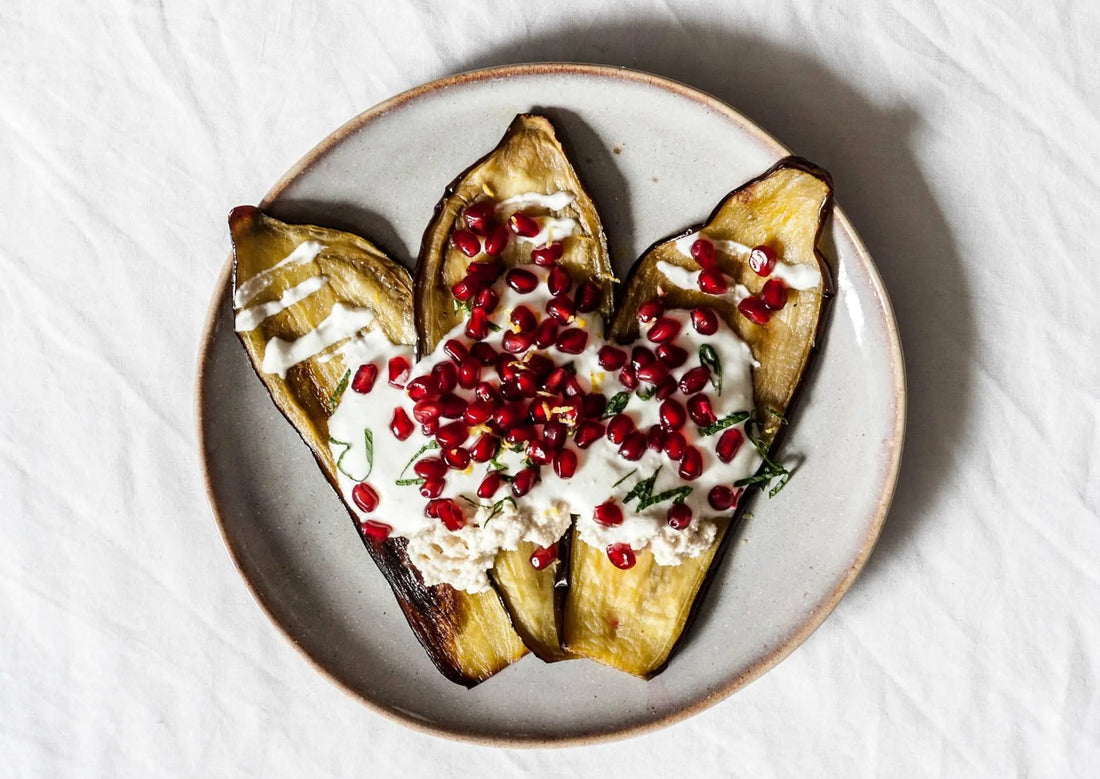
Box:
619;365;639;389
470;433;499;462
690;306;719;335
528;399;551;424
655;377;678;400
598;345;627;370
594;501;624;527
511;466;540;497
477;472;502;499
544;366;570;394
387;355;412;388
359;520;392;542
738;295;771;324
607;414;634;444
498;355;520;382
437;392;467;419
451;229;481;258
619;431;646;461
431;362;458;394
664;431;687;460
562;375;583;398
547;266;572;296
436;420;468;449
351;363;378;394
698;269;729;295
493;403;525;429
553;448;578;478
436;499;466;531
531;241;564;266
749;244;777;276
527;439;553;465
500;379;524;401
424;499;442;518
351;482;379;513
505;267;538;293
761;278;788;310
465;307;490;340
581;393;607;419
667;503;692;530
412;399;442;424
556;328;588;354
502;329;534;354
473;383;501;405
636;361;669;385
708;485;737;511
690;238;716;268
464;200;496;234
659;399;687;431
466;260;503;283
483;224;509;256
463;399;493;426
631;346;656;371
389;407;414;440
574;280;602;312
421;419;438;436
470;342;497;366
419;478;445;499
527;354;555;378
574;420;605;448
442;446;471;470
514;372;538;397
546;294;576;324
406;375;436;401
647;316;681;344
508;212;540;237
542;422;568;449
688;394;717;426
458;357;481;389
647;424;668;452
678;446;703;480
529;545;558;570
443;339;468;362
505;425;536;446
656;343;688;368
510;305;537;333
679;366;710;395
606;543;636;569
451;275;481;303
532;319;557;349
716;428;745;463
637;298;664;323
474;286;499;313
413;457;447;481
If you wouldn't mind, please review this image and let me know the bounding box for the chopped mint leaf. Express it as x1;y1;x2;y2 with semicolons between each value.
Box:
698;411;751;436
602;392;630;419
328;370;351;412
699;344;722;395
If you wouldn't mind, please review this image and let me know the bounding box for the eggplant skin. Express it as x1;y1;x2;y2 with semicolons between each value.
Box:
565;157;836;678
414;114;614;662
229;206;526;687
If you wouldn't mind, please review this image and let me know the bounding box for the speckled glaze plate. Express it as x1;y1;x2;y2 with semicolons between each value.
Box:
196;64;904;746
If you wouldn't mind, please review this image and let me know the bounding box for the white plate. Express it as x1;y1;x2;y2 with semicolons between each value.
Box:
196;64;904;745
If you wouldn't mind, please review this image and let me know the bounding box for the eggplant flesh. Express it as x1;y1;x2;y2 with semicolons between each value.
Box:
229;206;526;686
563;159;835;678
415;114;614;662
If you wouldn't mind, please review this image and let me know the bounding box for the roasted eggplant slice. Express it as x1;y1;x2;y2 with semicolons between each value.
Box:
563;158;835;677
230;206;526;686
416;114;614;661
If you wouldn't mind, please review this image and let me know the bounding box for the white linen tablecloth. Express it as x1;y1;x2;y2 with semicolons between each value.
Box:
3;0;1098;775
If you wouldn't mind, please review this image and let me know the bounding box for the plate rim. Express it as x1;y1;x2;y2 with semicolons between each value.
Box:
195;62;906;747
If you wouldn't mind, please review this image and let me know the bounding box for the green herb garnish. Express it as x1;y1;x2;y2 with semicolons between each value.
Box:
734;428;793;497
329;427;374;481
636;384;657;401
698;411;751;437
327;369;351;412
395;477;425;487
459;495;517;521
612;468;638;488
639;485;693;510
699;344;722;395
602;392;630;419
620;466;694;510
396;440;440;484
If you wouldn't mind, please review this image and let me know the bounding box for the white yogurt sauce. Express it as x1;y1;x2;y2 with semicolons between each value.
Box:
672;230;822;290
234;275;328;332
234;240;325;307
496;191;576;212
261;303;376;378
656;261;751;305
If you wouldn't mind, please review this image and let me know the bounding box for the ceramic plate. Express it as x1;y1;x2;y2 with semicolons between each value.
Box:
196;64;904;745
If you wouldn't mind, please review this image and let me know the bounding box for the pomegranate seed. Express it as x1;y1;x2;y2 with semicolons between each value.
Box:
478;472;502;499
655;377;678;400
544;366;570;394
691;238;716;268
646;424;668;452
499;378;525;402
505;425;536;446
574;421;605;448
442;446;470;470
562;375;583;398
581;393;607;419
708;485;737;511
656;343;688;368
424;499;443;518
471;342;497;366
387;356;411;388
466;260;502;283
474;287;499;313
350;363;378;394
510;305;537;333
619;431;646;461
636;361;669;385
531;241;564;266
749;244;777;276
443;339;467;362
631;346;655;371
659;399;687;430
493;403;525;429
412;400;442;424
688;394;717;426
648;317;681;344
436;499;465;531
458;357;481;389
552;398;581;426
543;422;568;449
389;407;414;440
437;393;466;419
548;266;572;295
691;307;719;335
738;296;771;324
502;330;534;354
530;545;558;570
498;355;520;382
470;434;499;462
761;278;788;310
508;212;540;237
473;381;502;404
421;419;438;436
431;362;458;394
451;276;480;302
619;365;639;389
598;345;627;370
638;298;664;323
679;366;710;395
594;501;624;527
553;448;578;478
698;269;728;295
463;399;493;426
527;439;554;465
607;414;634;444
547;294;575;324
464;200;496;234
606;543;636;569
511;466;539;497
534;319;559;348
574;280;602;312
351;482;379;513
717;428;745;463
664;431;687;460
465;307;490;340
436;420;469;449
678;447;703;480
483;224;509;256
667;503;692;530
359;519;392;542
451;230;481;258
414;457;447;481
528;399;551;424
506;268;538;293
556;328;588;354
419;478;445;499
514;372;537;397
